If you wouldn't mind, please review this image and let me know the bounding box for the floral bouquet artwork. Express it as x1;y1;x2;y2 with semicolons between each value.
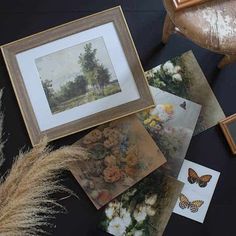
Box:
138;86;201;178
70;115;166;209
100;171;184;236
145;51;225;135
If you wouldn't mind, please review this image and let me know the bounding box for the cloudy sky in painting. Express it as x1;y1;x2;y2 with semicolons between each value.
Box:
35;37;117;91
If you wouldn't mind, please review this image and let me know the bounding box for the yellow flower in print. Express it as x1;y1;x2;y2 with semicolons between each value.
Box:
150;104;174;122
143;113;161;128
164;104;174;115
150;115;160;121
143;118;152;125
149;121;156;127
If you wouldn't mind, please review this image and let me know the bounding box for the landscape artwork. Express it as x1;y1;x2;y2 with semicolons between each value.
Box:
35;37;121;114
100;171;184;236
138;86;201;178
145;51;225;135
70;115;166;209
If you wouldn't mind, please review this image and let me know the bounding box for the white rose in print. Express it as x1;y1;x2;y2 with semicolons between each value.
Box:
134;230;144;236
145;193;158;205
120;208;132;227
107;217;126;236
172;73;183;82
163;61;175;74
133;203;147;222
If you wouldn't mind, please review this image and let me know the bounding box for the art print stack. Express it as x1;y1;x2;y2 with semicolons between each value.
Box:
70;51;224;236
0;6;224;235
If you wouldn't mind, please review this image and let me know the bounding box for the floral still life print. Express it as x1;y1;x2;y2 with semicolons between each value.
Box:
100;171;184;236
138;86;201;178
70;115;166;209
145;51;225;135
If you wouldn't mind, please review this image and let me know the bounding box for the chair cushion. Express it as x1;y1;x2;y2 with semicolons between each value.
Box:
164;0;236;54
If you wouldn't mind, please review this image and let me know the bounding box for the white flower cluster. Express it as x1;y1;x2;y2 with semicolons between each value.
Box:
106;201;132;236
162;61;182;82
133;193;157;223
105;192;158;236
146;66;167;87
146;65;162;80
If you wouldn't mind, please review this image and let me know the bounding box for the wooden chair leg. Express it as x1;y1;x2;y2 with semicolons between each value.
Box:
162;14;176;44
218;55;236;69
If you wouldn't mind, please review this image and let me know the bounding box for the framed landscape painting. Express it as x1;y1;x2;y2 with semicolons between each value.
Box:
1;6;154;146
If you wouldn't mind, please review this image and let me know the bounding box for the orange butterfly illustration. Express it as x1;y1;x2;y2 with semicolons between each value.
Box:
179;193;204;213
188;168;212;188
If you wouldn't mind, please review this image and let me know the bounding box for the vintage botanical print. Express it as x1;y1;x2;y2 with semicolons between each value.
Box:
138;86;201;178
70;115;166;209
100;171;184;236
145;51;225;135
36;37;121;114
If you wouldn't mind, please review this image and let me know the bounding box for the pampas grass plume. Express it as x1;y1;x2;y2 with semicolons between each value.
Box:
0;138;87;236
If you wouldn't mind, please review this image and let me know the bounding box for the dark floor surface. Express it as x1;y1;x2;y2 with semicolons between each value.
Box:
0;1;236;235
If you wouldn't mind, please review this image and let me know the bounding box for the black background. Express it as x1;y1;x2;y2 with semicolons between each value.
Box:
0;0;236;235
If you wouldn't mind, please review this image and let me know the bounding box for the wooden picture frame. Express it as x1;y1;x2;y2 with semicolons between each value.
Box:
219;114;236;155
172;0;210;10
1;6;154;146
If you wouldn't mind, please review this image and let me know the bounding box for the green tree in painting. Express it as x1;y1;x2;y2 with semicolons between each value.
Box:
74;75;88;95
96;64;111;94
78;43;112;93
78;43;99;91
57;75;88;102
42;79;57;108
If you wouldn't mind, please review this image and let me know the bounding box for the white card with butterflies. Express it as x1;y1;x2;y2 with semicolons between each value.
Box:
173;160;220;223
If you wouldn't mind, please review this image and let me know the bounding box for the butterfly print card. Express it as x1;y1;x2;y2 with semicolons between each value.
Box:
178;160;220;195
173;160;220;223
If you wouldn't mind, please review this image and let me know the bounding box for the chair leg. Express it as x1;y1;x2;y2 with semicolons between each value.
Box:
162;14;176;44
218;55;236;69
